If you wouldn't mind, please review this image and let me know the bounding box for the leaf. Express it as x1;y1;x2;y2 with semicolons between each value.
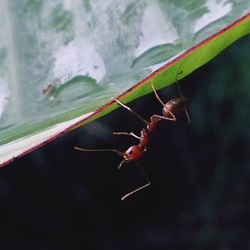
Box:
0;0;250;167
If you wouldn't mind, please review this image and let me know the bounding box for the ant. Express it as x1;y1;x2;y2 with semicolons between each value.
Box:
75;78;189;200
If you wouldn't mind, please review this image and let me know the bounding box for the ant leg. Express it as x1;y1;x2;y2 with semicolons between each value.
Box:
74;146;124;157
153;111;176;122
121;161;151;200
176;72;191;124
114;99;149;125
183;104;191;124
113;131;140;140
150;79;165;107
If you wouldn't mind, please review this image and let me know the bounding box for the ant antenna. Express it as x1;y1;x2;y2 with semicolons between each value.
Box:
74;146;124;157
176;71;191;124
75;146;128;170
117;159;127;169
121;161;151;200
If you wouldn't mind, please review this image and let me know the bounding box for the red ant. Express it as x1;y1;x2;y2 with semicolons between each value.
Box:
75;79;188;200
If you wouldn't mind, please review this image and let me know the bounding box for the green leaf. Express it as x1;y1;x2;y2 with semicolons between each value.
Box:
0;0;250;167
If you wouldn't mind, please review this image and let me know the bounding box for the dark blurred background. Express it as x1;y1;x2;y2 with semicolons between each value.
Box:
0;35;250;250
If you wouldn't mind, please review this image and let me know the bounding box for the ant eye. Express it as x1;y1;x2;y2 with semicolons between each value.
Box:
128;150;133;155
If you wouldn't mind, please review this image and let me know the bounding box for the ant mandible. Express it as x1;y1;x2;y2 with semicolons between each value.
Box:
75;79;188;200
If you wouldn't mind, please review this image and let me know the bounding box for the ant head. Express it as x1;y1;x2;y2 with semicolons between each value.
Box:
163;97;187;118
123;145;144;161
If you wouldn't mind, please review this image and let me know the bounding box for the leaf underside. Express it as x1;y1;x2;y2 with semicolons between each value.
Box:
0;0;249;167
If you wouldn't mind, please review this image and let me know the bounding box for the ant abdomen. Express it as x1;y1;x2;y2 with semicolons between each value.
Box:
163;97;187;119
